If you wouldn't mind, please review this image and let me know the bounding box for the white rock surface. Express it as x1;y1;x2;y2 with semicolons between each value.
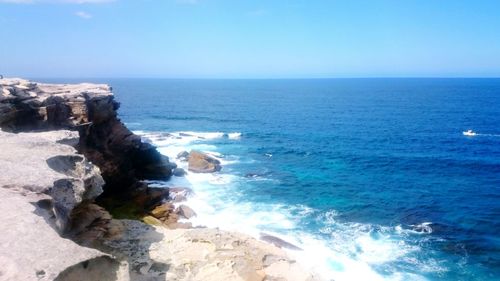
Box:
0;130;104;231
102;220;320;281
0;130;126;281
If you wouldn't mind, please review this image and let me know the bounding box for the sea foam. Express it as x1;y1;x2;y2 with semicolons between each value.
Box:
137;130;436;281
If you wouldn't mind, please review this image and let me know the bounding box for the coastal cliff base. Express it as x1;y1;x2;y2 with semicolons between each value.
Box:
0;79;318;281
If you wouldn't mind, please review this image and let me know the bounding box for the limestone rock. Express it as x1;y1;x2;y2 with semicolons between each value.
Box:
150;202;175;218
0;78;174;194
100;221;319;281
0;129;127;280
176;204;197;219
0;188;128;281
142;216;163;226
260;234;303;251
188;150;222;173
0;130;104;232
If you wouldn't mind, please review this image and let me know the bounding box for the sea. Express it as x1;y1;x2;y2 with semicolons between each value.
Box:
42;78;500;280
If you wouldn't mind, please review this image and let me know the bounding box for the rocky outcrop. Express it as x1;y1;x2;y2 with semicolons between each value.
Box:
176;151;189;161
0;78;319;281
188;150;222;173
0;188;128;281
0;130;127;280
0;78;173;194
101;221;319;281
0;130;104;232
173;167;187;177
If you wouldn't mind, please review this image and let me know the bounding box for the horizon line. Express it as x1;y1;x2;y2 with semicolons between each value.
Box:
19;76;500;80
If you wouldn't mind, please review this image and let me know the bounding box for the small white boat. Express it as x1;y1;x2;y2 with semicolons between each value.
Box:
463;130;477;136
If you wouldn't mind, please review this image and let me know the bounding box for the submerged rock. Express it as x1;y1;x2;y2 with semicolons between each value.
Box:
176;150;189;161
260;233;303;251
173;167;187;177
188;150;222;173
168;187;193;202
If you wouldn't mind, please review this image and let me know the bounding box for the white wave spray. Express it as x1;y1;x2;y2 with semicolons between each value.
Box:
137;130;440;281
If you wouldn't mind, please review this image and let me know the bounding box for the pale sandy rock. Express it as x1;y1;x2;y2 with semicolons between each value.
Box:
0;188;127;281
0;130;104;232
188;150;222;173
101;220;320;281
0;130;128;281
176;204;197;219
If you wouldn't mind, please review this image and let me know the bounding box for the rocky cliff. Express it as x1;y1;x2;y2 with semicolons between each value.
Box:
0;78;319;281
0;130;128;280
0;78;173;194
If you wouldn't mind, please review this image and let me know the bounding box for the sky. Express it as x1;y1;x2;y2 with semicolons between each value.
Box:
1;0;500;78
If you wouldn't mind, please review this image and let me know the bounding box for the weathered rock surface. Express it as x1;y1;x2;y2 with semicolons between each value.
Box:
101;221;319;281
0;130;104;231
0;79;321;281
0;188;128;281
0;130;127;280
0;78;173;194
260;234;304;251
188;150;222;173
176;204;197;219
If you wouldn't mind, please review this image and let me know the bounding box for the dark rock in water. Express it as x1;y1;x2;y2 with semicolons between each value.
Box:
188;150;221;173
259;233;303;251
168;187;193;202
173;167;187;177
177;150;189;161
176;204;197;219
245;173;259;178
245;171;272;179
173;194;187;202
169;186;194;195
179;132;205;139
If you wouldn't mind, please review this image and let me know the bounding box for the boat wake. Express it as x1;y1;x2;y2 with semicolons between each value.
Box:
462;130;500;137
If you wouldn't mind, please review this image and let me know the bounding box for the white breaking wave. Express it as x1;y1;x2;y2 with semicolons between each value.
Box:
227;132;242;139
137;129;438;281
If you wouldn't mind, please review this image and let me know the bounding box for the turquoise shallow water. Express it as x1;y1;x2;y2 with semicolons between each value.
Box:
43;78;500;280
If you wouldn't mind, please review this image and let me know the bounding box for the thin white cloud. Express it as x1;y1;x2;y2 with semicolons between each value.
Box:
75;10;92;19
0;0;115;3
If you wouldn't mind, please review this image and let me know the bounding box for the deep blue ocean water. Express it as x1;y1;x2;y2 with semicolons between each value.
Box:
43;78;500;280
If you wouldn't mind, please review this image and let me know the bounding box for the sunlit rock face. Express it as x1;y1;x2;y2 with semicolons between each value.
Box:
0;78;173;194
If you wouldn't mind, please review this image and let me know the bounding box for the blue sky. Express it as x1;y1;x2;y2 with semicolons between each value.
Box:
1;0;500;78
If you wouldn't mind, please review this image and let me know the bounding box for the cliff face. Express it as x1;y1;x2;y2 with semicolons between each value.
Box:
0;78;173;193
0;78;173;280
0;78;319;281
0;130;129;281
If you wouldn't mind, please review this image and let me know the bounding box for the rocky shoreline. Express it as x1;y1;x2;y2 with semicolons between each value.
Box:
0;78;319;281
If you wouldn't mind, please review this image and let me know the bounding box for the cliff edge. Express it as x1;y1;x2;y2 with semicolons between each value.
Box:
0;78;174;194
0;78;319;281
